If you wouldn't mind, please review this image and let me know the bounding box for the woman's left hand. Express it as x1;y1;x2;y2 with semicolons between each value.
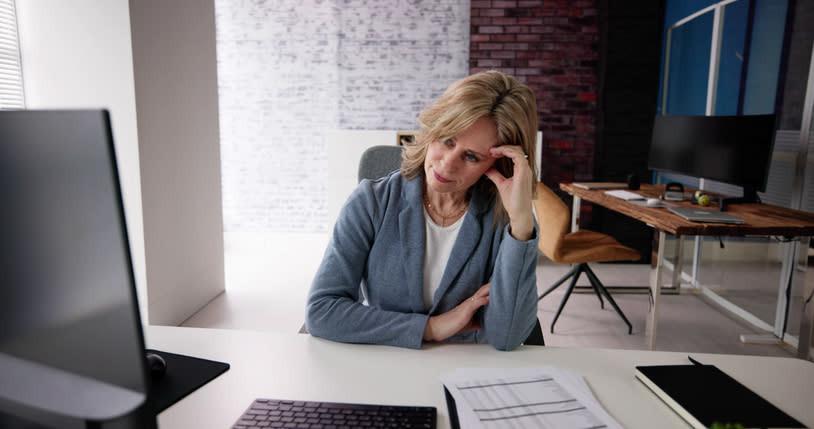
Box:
424;284;491;342
484;145;534;241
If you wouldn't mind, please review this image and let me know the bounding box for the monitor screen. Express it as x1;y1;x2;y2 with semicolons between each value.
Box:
0;110;154;428
647;114;776;195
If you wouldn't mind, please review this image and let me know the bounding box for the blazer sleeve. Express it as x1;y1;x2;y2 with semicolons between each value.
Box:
304;180;429;349
481;222;540;351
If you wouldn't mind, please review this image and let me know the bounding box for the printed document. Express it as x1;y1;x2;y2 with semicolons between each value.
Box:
441;367;623;429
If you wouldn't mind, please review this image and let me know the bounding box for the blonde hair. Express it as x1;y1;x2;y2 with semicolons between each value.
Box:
401;71;539;223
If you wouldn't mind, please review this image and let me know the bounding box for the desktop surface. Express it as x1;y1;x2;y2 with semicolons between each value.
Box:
147;326;814;429
563;183;814;237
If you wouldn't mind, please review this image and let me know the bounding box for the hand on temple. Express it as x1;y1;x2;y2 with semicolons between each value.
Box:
484;146;534;241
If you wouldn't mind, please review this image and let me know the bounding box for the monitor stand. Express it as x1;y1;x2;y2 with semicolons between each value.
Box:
718;185;760;211
0;352;156;429
0;350;228;428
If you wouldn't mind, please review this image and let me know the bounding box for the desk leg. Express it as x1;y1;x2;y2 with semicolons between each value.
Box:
774;240;798;339
800;237;814;360
571;195;581;232
646;230;667;350
691;236;702;287
741;238;809;352
672;235;684;291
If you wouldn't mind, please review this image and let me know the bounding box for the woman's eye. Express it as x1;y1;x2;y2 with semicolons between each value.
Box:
443;139;454;147
465;154;479;162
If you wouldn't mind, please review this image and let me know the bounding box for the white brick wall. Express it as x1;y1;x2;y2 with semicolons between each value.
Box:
216;0;470;233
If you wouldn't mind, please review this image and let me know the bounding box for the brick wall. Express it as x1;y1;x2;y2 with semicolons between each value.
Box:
217;1;605;233
469;0;599;189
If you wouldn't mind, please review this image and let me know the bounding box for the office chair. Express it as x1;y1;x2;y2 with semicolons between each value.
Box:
357;145;404;182
305;144;545;346
533;182;639;334
300;146;404;335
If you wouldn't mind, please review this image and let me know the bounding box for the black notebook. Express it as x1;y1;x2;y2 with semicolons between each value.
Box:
635;361;804;429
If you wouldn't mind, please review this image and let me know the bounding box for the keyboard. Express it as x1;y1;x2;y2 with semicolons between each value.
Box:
604;189;645;201
232;398;436;428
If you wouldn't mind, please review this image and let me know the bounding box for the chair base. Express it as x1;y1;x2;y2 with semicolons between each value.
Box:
537;262;632;334
523;318;545;346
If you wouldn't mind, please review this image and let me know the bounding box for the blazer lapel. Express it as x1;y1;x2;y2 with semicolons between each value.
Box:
431;190;491;309
399;177;427;312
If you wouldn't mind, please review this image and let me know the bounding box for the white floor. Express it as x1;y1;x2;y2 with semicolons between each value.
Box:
182;232;331;334
182;232;807;359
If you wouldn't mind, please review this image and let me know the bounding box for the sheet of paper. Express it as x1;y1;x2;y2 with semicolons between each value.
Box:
441;367;624;429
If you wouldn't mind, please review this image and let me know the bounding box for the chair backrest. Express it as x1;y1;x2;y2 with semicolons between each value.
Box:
532;182;570;262
357;145;404;183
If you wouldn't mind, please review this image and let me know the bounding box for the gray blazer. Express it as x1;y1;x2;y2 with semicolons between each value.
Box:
305;172;539;350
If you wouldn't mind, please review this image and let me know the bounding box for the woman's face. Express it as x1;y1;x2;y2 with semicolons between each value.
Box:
424;116;498;196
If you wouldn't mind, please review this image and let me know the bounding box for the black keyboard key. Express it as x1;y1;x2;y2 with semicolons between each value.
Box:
232;398;436;429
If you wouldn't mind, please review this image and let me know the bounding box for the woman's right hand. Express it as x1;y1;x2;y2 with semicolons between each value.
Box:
423;283;490;342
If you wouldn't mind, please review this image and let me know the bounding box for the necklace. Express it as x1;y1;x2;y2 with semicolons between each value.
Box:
424;196;468;227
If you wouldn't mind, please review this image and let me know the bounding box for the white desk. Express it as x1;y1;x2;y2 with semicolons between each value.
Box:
147;326;814;428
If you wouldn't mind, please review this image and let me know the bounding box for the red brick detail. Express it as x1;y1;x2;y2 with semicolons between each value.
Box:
491;34;517;42
492;17;518;25
477;59;504;67
479;43;504;50
490;51;516;59
549;140;574;149
470;0;599;189
481;9;507;17
516;34;542;42
478;26;505;34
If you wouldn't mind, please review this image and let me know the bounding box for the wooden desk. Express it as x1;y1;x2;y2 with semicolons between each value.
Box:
150;326;814;429
563;183;814;237
561;183;814;355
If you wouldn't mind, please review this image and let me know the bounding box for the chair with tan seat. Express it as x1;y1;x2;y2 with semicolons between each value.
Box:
533;182;640;334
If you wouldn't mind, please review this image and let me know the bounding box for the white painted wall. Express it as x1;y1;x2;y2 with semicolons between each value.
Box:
326;130;398;225
216;0;471;234
16;0;225;326
15;0;148;317
129;0;225;325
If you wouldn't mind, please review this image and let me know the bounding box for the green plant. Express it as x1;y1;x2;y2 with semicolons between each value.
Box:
709;422;744;429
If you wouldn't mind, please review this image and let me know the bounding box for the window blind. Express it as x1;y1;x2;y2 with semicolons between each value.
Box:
0;0;24;109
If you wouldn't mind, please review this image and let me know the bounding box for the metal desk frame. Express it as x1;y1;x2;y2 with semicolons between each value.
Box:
563;183;814;358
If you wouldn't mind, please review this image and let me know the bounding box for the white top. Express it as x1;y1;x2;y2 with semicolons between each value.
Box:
422;208;464;311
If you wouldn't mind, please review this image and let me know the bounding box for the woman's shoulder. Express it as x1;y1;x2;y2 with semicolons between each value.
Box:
339;172;416;230
356;171;418;203
359;170;404;190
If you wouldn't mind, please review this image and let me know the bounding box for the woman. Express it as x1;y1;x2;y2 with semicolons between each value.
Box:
305;71;540;351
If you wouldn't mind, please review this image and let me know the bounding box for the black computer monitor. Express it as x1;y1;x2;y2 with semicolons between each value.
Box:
0;110;156;428
647;114;776;209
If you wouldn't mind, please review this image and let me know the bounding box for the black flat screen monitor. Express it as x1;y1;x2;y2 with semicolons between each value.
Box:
0;110;155;428
647;114;776;206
